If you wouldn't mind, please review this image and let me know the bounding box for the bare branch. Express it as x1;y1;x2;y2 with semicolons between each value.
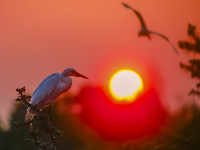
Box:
13;87;62;150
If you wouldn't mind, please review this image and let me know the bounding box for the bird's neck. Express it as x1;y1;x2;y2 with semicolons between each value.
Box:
61;74;71;83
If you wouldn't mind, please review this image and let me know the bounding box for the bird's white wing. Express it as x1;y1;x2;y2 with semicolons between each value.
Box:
149;31;179;54
30;74;58;106
32;74;54;97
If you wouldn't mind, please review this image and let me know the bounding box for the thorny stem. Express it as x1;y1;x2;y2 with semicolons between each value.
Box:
16;87;42;114
13;120;34;127
14;87;61;150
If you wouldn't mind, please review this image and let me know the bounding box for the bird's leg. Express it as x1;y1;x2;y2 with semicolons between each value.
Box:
47;104;53;115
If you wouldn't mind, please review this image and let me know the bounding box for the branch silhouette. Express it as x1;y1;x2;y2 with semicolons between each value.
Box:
179;24;200;96
13;87;63;150
178;24;200;53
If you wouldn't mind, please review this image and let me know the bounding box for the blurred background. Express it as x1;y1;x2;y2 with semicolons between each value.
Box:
1;0;200;149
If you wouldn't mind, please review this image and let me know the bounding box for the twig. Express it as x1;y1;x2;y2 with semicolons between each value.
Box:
14;87;62;150
16;87;42;114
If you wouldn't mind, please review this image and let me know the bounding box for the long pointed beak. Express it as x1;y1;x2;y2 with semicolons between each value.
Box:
75;72;89;79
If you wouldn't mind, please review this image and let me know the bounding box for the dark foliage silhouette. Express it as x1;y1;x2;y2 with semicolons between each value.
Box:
179;24;200;96
13;87;62;150
1;87;200;149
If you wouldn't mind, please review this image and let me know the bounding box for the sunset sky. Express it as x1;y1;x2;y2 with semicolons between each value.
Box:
1;0;200;130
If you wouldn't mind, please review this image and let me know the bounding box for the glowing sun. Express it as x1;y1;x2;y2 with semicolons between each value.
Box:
109;69;143;103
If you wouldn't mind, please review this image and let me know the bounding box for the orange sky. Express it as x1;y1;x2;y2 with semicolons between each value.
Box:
1;0;200;130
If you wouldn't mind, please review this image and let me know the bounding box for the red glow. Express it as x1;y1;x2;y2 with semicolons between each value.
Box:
76;87;166;141
94;51;156;99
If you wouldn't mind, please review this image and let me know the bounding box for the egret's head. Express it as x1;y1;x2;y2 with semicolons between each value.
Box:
63;68;89;79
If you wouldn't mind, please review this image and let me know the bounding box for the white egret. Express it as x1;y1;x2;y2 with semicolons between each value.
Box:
122;2;179;55
25;68;88;121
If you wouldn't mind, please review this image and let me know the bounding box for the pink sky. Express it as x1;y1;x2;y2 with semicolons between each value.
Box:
0;0;200;130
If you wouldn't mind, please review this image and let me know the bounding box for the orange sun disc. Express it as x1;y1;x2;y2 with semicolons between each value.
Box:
109;69;143;103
